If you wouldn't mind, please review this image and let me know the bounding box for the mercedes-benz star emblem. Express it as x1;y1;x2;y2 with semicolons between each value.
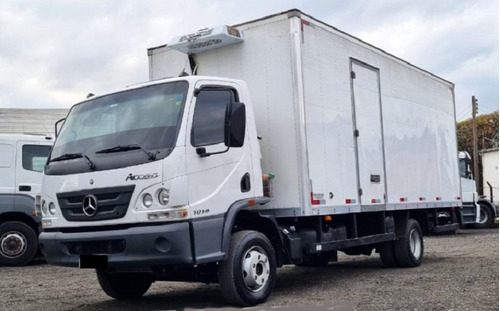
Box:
82;195;98;217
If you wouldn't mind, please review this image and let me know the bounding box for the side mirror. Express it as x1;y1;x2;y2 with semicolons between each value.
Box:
225;102;246;147
55;118;66;138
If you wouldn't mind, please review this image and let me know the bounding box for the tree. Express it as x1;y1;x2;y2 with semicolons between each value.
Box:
457;110;499;194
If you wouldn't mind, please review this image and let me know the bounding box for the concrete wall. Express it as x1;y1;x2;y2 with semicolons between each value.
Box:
0;108;68;137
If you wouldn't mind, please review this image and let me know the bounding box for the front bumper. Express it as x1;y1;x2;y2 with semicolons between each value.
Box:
39;222;193;268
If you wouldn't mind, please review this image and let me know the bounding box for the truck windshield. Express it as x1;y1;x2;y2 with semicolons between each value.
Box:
48;81;188;173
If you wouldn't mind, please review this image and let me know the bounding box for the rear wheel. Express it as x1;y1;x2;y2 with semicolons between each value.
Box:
378;241;398;267
0;221;38;266
394;219;423;267
96;270;153;299
218;230;277;306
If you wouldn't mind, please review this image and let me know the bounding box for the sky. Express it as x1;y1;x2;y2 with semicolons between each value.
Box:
0;0;498;121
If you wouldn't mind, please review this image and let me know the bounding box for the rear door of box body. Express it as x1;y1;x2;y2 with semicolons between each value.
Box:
350;60;387;207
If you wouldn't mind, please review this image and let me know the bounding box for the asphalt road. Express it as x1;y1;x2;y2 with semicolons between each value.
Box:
0;228;498;311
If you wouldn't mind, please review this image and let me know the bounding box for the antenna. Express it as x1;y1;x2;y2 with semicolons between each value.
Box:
41;123;53;139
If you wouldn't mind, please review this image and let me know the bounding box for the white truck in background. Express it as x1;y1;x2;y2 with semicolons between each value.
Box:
38;10;462;306
458;151;480;225
0;133;53;266
458;151;499;228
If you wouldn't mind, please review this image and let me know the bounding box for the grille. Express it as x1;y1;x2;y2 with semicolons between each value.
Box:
57;185;135;221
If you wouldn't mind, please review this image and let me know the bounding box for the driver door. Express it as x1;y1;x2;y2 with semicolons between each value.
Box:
185;81;251;217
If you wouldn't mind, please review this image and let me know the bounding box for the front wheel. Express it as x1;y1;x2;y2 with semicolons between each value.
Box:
96;270;153;299
218;230;277;306
0;221;38;266
474;203;494;229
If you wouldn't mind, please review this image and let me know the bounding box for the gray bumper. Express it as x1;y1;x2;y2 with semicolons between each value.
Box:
39;222;193;268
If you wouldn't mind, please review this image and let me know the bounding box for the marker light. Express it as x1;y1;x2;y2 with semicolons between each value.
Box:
310;192;320;205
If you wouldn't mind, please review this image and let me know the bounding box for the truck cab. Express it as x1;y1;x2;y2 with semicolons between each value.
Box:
0;133;53;266
458;151;499;228
38;76;261;266
458;151;480;224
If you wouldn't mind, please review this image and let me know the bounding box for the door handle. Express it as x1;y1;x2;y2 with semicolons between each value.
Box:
19;185;31;192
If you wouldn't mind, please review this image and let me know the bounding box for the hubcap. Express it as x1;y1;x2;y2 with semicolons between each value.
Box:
242;246;270;292
409;228;422;259
0;231;27;258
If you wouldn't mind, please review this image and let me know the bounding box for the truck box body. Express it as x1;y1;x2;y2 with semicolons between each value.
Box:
148;10;461;216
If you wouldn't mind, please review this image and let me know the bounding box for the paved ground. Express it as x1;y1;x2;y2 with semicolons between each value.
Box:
0;228;497;311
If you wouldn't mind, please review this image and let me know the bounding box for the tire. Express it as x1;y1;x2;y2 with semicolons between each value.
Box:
96;270;153;299
378;241;399;267
218;230;277;306
0;221;38;266
474;203;494;229
394;219;423;267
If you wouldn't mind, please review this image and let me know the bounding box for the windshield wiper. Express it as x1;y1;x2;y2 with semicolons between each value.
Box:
95;144;156;160
49;153;96;170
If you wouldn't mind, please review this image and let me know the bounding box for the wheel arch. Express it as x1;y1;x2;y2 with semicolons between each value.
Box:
221;199;285;267
478;199;497;217
0;212;39;235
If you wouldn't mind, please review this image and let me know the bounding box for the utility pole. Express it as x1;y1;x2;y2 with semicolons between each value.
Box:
472;95;479;192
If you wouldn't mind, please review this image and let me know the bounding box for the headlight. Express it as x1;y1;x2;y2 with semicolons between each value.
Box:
143;193;153;208
48;202;56;215
158;188;170;206
41;200;48;216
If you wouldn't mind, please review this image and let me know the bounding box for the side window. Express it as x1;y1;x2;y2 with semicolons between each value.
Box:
22;145;52;172
191;89;234;147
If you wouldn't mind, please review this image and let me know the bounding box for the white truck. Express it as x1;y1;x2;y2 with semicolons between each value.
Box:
458;151;480;225
0;133;53;266
458;151;498;228
38;10;461;306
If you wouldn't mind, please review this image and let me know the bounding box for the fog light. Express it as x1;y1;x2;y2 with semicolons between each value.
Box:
49;202;56;215
158;188;170;206
148;208;188;221
41;219;52;228
143;193;153;208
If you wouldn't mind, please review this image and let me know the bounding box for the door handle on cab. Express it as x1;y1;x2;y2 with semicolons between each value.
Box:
19;185;31;192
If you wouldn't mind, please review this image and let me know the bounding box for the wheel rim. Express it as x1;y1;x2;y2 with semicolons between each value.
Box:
409;228;422;259
241;246;270;292
478;208;487;224
0;231;27;258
